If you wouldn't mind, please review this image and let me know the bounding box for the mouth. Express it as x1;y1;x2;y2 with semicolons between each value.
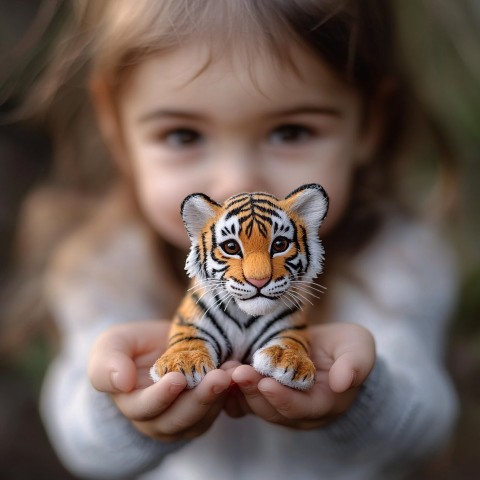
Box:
245;292;278;301
235;295;279;316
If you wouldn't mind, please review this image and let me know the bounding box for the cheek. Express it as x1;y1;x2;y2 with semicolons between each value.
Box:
225;258;244;280
315;164;355;235
272;255;288;279
320;179;351;236
134;169;191;248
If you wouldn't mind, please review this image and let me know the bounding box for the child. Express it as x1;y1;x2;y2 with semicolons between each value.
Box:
21;1;458;479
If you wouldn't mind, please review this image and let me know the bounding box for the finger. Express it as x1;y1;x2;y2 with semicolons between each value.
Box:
257;373;331;421
149;369;231;436
134;370;230;441
88;331;138;393
328;351;366;393
231;365;283;423
223;383;251;418
327;328;376;393
88;321;170;393
220;360;242;372
308;323;375;393
113;372;187;420
257;372;357;427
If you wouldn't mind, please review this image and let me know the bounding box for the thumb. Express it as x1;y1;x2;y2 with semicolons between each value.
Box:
88;329;138;393
328;351;372;393
327;326;376;394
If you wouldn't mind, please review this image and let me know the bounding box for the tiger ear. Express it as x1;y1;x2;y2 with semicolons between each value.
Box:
284;184;329;228
181;193;221;240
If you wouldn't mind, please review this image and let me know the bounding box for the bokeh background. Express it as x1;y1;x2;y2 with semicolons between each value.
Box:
0;1;479;479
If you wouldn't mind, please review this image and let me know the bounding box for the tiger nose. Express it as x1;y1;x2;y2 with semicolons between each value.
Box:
246;278;270;289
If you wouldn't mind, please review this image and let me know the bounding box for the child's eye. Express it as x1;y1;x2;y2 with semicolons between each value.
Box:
163;128;203;147
268;124;314;145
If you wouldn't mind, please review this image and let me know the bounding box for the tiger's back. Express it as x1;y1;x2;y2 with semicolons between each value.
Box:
151;184;328;390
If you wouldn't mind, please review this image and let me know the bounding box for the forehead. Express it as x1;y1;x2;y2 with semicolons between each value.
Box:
119;40;359;119
215;193;294;240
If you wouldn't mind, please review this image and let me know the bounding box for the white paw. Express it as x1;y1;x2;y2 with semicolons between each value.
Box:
252;346;315;391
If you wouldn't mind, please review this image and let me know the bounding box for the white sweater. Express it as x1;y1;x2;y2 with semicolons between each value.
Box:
40;216;459;480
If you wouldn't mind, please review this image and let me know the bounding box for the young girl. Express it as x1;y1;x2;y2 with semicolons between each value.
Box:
21;1;459;479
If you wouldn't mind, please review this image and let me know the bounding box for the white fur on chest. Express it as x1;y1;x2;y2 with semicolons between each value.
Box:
195;289;298;363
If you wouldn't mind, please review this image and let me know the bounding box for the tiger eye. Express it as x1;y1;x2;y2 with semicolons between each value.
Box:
221;240;241;256
271;237;290;254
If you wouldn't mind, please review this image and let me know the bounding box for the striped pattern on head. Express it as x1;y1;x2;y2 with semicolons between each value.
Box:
182;184;328;316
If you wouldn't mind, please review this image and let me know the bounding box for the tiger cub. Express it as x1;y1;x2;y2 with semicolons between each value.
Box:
150;183;328;390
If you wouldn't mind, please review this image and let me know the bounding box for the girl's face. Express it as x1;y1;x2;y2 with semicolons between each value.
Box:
116;43;376;249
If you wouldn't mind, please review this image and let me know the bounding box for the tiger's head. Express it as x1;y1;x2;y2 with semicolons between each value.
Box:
181;184;329;316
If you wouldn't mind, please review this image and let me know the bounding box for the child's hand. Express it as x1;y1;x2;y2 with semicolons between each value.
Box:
88;321;232;442
226;323;375;429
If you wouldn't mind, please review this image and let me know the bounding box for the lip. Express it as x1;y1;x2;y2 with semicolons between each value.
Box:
243;293;277;301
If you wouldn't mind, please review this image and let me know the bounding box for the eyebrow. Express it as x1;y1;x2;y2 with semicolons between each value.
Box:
137;105;343;124
266;106;343;119
138;109;203;124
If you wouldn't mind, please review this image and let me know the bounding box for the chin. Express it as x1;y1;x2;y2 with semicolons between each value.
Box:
236;297;279;316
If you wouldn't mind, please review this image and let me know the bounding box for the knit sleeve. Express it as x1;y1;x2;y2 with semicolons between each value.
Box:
39;225;187;479
322;217;459;467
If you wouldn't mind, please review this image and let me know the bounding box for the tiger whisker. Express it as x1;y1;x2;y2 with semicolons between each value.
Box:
290;291;307;309
190;281;225;297
189;279;222;286
196;288;216;303
290;285;320;300
188;280;225;293
193;284;223;301
223;294;235;312
200;291;232;321
283;291;303;311
289;288;315;306
290;281;326;294
291;279;327;290
280;295;297;312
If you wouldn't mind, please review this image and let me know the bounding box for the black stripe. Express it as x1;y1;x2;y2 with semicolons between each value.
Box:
300;224;311;272
258;325;307;349
225;205;250;220
224;195;250;209
175;314;223;360
275;335;309;353
193;294;233;360
244;315;260;329
214;294;243;330
201;232;208;277
168;336;213;350
241;307;299;362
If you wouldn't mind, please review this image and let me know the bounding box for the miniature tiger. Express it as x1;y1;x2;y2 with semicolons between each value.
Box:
150;183;329;390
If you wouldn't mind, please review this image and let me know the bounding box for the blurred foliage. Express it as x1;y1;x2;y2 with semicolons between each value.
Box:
394;1;480;344
0;0;69;109
394;0;480;259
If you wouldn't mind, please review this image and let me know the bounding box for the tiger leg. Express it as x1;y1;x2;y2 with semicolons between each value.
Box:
150;322;219;389
252;330;316;390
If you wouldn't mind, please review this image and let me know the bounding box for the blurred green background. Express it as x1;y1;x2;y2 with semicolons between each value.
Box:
0;1;479;479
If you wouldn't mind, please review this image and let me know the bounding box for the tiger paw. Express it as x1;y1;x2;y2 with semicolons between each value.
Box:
149;351;216;389
252;345;316;390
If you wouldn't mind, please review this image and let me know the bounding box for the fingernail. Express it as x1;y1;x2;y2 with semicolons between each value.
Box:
110;371;121;391
350;369;359;389
169;382;185;394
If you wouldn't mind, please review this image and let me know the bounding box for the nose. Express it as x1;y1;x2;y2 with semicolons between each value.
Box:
246;277;270;289
209;147;267;201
